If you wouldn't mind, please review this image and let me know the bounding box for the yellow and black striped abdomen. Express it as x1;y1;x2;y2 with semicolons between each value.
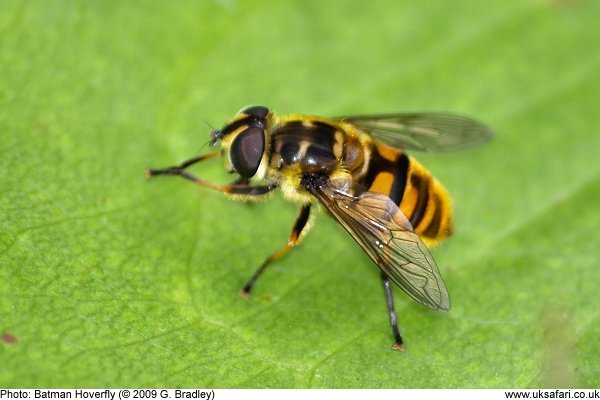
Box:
360;142;453;246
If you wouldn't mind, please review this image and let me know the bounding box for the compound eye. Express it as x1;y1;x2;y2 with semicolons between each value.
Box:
240;105;269;119
230;126;265;177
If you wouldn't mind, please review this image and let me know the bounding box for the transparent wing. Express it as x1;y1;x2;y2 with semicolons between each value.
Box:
335;113;493;152
308;178;450;310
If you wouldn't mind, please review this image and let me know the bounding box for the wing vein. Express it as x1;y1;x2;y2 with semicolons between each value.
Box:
335;113;493;152
308;179;451;311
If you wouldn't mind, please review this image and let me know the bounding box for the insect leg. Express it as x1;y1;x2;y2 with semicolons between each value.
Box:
147;166;277;196
381;271;405;351
240;204;312;297
148;151;219;172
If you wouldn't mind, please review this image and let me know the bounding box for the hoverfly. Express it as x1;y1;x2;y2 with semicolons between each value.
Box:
147;105;492;350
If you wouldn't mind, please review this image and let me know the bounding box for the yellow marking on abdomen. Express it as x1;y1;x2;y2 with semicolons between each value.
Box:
399;184;418;221
369;171;395;196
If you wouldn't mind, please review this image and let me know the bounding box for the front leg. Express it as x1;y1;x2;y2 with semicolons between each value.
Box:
147;163;277;197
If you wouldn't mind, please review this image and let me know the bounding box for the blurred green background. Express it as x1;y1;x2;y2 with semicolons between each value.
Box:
1;0;598;388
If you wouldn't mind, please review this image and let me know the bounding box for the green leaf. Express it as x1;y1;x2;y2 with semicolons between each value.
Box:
1;0;599;388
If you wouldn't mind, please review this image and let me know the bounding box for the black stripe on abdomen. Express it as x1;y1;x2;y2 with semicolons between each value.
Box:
409;174;429;228
361;145;409;206
389;154;409;205
422;195;442;237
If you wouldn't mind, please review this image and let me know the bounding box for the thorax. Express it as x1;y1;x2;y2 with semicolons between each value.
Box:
268;116;369;178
